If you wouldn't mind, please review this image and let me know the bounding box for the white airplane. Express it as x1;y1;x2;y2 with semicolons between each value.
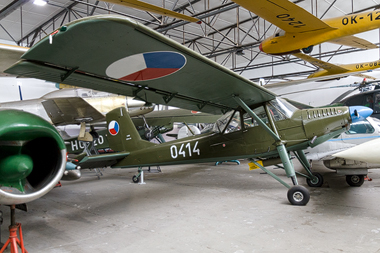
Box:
0;87;146;125
333;137;380;164
306;116;380;186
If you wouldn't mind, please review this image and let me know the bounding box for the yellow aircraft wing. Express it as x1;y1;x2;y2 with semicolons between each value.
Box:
104;0;199;23
292;52;348;72
293;52;378;80
328;35;378;50
232;0;333;33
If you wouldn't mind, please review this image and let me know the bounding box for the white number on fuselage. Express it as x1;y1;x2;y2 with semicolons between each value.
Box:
170;141;200;159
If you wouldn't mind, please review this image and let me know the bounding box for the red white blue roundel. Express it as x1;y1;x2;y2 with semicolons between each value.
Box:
108;120;119;136
106;51;186;81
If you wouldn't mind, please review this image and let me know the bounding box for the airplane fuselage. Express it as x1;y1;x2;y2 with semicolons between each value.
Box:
112;106;351;168
260;10;380;55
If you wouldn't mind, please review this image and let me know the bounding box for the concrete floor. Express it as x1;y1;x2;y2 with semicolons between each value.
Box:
1;160;380;253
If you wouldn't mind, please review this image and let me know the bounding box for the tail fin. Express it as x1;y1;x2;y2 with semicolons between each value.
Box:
106;107;156;152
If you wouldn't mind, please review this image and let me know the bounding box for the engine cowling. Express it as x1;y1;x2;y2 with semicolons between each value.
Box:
0;109;66;205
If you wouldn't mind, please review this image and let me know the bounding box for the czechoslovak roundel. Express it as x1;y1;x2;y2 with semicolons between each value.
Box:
108;120;120;136
106;51;186;81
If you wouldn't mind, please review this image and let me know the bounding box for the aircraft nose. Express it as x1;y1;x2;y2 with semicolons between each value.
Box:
259;43;263;52
349;106;373;122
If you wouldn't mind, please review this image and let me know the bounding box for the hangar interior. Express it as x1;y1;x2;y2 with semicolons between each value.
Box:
1;0;380;252
1;0;380;84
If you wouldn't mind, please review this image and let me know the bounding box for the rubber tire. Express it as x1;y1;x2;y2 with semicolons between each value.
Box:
346;175;364;187
302;45;313;54
306;172;324;187
287;185;310;206
132;175;140;183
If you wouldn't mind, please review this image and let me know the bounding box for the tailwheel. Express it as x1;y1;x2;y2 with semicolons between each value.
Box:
306;172;323;187
346;175;364;187
132;175;140;183
287;185;310;205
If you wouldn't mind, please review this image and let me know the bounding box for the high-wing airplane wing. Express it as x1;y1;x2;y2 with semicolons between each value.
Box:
0;44;28;77
5;15;276;114
42;97;106;125
231;0;334;33
328;35;378;50
104;0;199;23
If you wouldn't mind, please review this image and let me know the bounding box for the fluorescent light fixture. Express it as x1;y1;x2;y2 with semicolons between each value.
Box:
33;0;47;6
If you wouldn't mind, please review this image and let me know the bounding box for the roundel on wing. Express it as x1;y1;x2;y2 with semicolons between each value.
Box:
106;51;187;81
108;120;120;136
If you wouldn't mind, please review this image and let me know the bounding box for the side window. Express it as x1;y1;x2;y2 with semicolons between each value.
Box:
243;106;268;128
212;111;242;134
346;95;366;107
224;111;241;134
374;93;380;114
346;120;375;134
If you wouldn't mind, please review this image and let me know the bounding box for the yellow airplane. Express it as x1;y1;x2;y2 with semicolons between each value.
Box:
292;51;379;80
104;0;199;23
232;0;380;55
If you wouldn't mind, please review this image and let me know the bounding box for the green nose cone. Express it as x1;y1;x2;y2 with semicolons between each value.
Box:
0;154;33;192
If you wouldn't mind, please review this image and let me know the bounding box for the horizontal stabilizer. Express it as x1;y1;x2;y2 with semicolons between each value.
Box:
77;152;130;169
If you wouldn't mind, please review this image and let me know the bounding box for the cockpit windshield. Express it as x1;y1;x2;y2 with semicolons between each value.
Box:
269;98;297;118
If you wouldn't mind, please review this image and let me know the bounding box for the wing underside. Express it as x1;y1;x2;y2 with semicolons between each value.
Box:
5;15;276;115
42;97;105;125
231;0;333;33
328;35;378;50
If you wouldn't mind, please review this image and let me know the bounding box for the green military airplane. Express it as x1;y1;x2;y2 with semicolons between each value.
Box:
4;15;372;205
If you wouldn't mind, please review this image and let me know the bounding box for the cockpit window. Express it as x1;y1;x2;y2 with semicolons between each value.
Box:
345;119;375;134
202;111;241;134
274;29;285;37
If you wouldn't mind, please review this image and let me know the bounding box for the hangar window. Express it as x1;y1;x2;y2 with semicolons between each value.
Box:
345;119;375;134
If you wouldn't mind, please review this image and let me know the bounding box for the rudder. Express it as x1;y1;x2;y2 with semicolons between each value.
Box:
106;107;155;152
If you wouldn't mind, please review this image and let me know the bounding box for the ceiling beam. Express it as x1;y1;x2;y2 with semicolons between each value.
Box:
0;0;29;21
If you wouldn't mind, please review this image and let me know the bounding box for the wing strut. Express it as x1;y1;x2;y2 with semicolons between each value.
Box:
233;96;311;205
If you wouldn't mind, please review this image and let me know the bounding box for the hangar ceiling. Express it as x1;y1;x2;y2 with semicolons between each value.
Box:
1;0;380;84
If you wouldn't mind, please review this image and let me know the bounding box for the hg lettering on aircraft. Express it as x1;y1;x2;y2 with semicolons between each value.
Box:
71;135;105;151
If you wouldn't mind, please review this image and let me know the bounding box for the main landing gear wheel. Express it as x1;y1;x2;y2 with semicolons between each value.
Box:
306;172;323;187
132;175;140;183
287;185;310;205
302;45;313;54
346;175;364;187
